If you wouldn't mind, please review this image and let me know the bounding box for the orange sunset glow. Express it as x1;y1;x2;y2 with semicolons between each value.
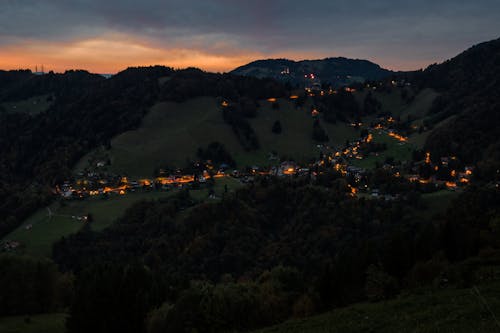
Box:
0;37;267;73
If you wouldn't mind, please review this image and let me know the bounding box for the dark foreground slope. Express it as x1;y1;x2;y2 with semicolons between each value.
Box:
253;280;500;333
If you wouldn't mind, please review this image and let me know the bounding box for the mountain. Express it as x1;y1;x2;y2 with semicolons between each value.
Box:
231;57;394;87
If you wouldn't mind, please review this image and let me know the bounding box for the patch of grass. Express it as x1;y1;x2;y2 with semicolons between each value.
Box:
351;132;413;169
4;177;242;258
0;313;66;333
253;281;500;333
1;95;53;115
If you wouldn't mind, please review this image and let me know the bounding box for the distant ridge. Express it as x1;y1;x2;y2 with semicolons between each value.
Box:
231;57;394;87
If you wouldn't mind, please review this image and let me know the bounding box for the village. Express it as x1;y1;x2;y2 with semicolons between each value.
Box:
50;72;479;205
55;110;474;203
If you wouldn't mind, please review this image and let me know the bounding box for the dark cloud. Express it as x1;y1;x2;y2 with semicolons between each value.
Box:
1;0;499;70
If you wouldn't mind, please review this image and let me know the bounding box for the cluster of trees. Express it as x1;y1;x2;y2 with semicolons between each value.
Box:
312;119;329;142
308;89;386;126
196;142;236;167
0;255;73;316
312;89;360;123
158;68;287;103
272;120;282;134
222;103;260;151
363;91;382;114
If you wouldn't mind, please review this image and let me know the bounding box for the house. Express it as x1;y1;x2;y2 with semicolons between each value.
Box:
280;161;297;176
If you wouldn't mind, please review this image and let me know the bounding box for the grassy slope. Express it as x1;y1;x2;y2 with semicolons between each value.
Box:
350;132;413;169
254;282;500;333
250;99;358;164
100;97;243;176
76;97;358;177
0;313;66;333
1;95;53;115
3;177;241;258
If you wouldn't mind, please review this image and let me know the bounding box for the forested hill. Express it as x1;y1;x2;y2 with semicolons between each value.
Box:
418;37;500;179
231;57;394;87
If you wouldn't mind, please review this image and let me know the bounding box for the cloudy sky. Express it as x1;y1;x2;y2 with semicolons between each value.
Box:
1;0;499;73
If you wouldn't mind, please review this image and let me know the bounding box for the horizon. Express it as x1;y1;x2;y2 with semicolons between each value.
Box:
0;54;438;75
1;42;492;75
1;1;500;74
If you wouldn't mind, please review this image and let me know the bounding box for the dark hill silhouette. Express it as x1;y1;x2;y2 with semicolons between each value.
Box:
416;37;500;175
231;57;394;87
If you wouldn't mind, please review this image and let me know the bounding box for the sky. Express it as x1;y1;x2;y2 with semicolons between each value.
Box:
1;0;499;73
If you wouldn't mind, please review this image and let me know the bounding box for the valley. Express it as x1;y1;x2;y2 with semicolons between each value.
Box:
1;36;500;333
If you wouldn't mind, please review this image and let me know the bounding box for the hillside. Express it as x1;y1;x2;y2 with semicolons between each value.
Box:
0;67;290;238
417;37;500;176
253;281;500;333
231;58;394;87
76;97;358;177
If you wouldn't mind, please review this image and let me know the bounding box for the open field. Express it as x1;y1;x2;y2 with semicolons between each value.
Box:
253;281;500;333
3;177;241;258
0;313;66;333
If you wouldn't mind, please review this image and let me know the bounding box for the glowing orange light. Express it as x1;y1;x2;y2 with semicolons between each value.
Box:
388;132;407;142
